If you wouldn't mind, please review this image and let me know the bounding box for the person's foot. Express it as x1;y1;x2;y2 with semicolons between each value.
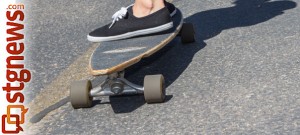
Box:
87;5;173;42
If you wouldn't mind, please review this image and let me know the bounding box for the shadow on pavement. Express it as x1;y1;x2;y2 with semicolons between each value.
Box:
30;0;297;119
30;96;70;123
186;0;297;42
112;0;296;113
109;95;173;113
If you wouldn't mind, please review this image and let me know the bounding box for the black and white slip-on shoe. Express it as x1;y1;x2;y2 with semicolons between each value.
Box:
165;1;177;17
87;5;173;42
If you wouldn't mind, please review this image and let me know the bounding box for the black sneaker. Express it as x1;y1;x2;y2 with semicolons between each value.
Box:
87;5;173;42
165;1;177;17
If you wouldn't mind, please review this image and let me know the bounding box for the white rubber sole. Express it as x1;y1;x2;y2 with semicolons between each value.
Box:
87;22;173;42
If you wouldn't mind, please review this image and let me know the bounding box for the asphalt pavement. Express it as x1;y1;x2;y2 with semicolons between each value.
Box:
24;0;300;134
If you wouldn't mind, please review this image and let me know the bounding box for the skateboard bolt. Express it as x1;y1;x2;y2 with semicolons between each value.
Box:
111;80;124;94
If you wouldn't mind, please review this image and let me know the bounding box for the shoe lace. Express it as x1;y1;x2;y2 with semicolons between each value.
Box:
109;4;133;29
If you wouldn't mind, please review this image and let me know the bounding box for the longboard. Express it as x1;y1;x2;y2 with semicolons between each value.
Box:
70;9;195;109
89;10;184;76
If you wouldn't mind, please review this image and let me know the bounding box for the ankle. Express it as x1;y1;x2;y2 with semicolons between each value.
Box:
133;0;153;18
150;0;165;14
132;5;152;18
133;0;165;18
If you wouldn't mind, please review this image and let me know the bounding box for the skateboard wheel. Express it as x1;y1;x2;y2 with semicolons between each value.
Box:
180;23;195;44
70;80;93;109
144;75;166;103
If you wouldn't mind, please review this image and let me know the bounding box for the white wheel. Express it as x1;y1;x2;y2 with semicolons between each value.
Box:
144;75;166;103
70;80;93;109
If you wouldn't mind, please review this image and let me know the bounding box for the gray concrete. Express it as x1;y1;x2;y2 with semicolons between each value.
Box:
25;0;300;134
24;0;126;101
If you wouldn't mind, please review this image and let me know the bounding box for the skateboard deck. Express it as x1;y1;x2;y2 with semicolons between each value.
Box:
90;9;183;76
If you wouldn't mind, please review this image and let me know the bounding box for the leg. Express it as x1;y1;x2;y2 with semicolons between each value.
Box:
133;0;165;17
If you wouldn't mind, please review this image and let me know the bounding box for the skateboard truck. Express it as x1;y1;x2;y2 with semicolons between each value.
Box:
89;71;144;96
70;71;166;109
